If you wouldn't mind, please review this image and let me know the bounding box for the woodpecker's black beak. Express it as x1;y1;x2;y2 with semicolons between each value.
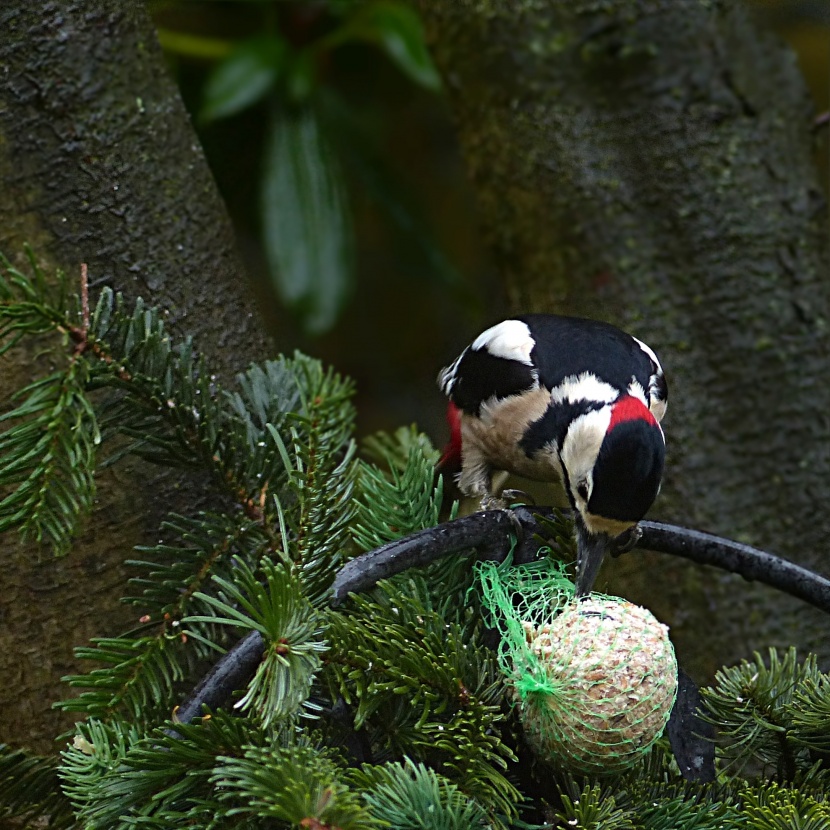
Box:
574;517;610;597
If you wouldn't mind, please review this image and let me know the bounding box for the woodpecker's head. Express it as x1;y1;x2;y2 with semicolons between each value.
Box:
561;392;665;594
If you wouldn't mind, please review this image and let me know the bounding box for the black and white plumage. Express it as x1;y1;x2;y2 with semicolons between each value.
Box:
438;314;668;595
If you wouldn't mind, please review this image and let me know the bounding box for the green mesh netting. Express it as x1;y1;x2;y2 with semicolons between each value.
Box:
476;557;678;775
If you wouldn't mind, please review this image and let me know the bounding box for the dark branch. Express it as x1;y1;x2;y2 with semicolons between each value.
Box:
174;508;830;726
635;520;830;615
168;629;264;730
333;509;830;615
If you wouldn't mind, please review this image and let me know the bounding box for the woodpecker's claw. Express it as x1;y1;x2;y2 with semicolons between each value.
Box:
500;488;536;507
611;523;643;557
479;493;506;511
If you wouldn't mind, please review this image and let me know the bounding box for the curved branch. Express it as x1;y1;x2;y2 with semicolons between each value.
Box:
167;629;264;731
636;520;830;615
174;509;830;726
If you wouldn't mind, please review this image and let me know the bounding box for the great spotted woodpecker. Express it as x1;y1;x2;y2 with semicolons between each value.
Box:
438;314;668;596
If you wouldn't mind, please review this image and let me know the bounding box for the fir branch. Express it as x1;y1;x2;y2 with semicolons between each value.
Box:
57;513;271;725
700;648;821;780
126;512;271;633
0;744;75;829
59;718;143;827
0;361;99;554
740;782;830;829
60;712;268;829
353;758;490;830
325;575;519;825
0;248;74;355
212;742;379;829
352;435;445;552
360;424;441;473
790;674;830;754
187;557;327;727
553;781;636;830
58;633;202;726
265;358;359;601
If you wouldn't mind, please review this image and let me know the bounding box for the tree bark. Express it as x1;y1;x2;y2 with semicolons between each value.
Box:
0;1;271;751
417;0;830;677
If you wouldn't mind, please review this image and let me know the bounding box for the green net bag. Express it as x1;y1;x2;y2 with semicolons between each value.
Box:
477;557;678;774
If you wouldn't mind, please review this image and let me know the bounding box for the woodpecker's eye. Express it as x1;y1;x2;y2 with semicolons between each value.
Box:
576;481;589;501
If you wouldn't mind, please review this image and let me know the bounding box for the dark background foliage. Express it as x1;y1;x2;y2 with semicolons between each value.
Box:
149;0;828;444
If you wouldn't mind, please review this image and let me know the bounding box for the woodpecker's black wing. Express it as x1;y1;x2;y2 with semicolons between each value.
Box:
438;314;667;420
517;314;668;420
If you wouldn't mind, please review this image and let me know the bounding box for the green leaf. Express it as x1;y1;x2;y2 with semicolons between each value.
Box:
319;90;470;299
261;105;354;334
284;48;318;105
201;34;285;122
337;1;440;91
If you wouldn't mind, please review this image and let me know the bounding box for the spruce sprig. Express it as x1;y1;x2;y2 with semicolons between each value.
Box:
60;712;267;829
700;648;822;780
212;742;379;829
353;758;491;830
326;574;519;825
0;248;73;352
55;514;271;725
265;358;359;602
0;744;75;829
353;430;444;551
188;556;327;726
0;362;99;554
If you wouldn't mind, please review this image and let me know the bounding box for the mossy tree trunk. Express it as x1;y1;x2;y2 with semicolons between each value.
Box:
417;0;830;677
0;1;271;751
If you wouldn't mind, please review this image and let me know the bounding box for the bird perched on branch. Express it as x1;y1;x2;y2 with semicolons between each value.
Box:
438;314;667;596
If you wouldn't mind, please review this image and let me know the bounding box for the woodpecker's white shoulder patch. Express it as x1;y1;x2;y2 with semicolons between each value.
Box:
549;372;619;406
632;336;661;371
471;319;535;365
632;336;668;423
627;377;648;405
437;351;465;396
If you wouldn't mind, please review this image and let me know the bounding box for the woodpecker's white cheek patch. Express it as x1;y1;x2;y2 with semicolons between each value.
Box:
550;373;618;406
649;395;667;424
560;407;612;499
471;320;535;365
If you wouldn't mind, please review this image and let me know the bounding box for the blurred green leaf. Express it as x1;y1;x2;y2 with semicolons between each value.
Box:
332;1;441;91
201;35;286;122
284;49;318;105
261;106;354;335
319;92;470;299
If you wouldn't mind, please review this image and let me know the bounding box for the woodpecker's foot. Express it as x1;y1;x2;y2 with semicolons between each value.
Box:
479;493;506;511
610;523;643;558
500;489;536;507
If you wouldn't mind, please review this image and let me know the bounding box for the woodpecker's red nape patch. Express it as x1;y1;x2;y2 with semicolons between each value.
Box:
438;401;463;470
608;395;657;431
